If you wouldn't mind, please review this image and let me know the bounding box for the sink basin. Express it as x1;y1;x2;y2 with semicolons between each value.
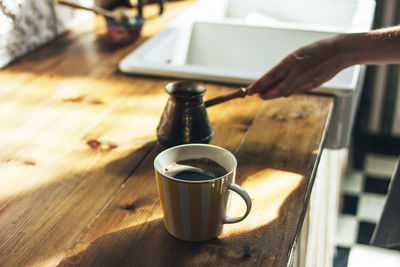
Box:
120;0;375;96
184;21;361;95
120;20;359;95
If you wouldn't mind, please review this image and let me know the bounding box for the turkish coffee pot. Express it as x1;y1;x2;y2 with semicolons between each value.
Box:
156;81;247;147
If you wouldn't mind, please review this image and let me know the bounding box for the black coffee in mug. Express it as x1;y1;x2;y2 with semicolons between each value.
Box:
170;158;227;181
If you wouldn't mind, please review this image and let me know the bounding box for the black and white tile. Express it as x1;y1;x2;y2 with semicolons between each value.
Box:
333;153;400;267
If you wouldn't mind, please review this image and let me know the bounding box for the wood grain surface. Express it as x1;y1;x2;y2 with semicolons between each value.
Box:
0;1;334;267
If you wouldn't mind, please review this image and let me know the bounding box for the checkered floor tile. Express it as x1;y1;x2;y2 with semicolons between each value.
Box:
333;153;400;267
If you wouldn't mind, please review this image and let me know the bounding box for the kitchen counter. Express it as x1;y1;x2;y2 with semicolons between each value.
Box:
0;1;333;266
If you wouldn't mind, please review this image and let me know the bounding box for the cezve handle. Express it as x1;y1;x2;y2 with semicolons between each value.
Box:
204;87;247;108
56;0;115;18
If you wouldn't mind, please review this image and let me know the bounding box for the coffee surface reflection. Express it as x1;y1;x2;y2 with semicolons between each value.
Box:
167;158;227;181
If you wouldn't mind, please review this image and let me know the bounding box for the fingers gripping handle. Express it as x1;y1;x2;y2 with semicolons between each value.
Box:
223;183;252;224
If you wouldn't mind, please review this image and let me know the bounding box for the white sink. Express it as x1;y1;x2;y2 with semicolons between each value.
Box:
120;0;375;96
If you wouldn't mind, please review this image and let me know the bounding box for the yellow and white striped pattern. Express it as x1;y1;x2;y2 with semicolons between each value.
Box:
155;171;231;241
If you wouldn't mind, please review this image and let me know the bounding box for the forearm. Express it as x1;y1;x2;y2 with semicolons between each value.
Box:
334;26;400;67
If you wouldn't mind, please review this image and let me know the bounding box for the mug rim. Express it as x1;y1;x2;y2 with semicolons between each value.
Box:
154;143;237;184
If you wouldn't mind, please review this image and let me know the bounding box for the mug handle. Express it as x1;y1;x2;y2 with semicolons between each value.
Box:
223;183;252;224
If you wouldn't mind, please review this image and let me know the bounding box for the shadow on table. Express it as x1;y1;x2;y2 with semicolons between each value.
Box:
58;181;304;267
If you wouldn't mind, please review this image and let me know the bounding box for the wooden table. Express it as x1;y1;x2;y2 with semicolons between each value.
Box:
0;1;334;266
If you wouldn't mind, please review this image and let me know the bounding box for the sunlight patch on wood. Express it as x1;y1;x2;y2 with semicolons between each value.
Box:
0;142;152;202
222;168;303;236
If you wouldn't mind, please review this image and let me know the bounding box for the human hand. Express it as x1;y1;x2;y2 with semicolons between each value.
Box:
247;37;348;100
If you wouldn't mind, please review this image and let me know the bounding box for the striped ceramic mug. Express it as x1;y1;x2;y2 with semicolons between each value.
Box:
154;144;252;241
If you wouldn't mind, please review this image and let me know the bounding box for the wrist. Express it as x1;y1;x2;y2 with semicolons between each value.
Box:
329;33;365;67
